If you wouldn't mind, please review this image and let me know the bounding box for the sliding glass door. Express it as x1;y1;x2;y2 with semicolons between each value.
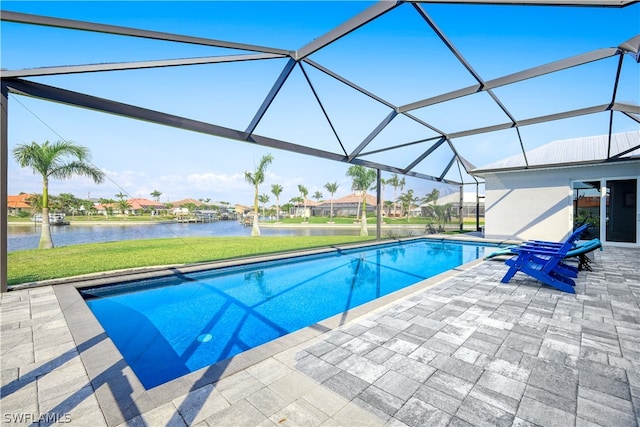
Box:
573;181;601;240
606;179;637;244
573;178;637;244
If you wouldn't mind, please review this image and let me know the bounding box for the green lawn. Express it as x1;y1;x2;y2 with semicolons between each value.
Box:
8;214;484;227
274;216;363;225
7;235;376;286
273;216;484;226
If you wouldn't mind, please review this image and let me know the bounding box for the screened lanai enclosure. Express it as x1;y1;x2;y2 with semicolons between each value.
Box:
1;0;639;290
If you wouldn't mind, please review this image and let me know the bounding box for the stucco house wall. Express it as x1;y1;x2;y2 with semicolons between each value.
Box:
482;161;639;243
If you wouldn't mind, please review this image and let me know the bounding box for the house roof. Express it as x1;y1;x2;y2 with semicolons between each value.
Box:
95;203;116;210
169;198;203;207
317;193;377;207
127;198;166;210
471;131;640;175
300;199;319;207
7;194;33;209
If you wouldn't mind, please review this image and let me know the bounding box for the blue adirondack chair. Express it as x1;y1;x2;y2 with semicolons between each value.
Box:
500;224;590;293
515;224;594;274
487;224;592;259
486;237;601;262
487;235;602;273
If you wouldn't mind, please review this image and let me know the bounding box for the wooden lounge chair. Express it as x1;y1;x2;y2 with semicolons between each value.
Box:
500;224;590;293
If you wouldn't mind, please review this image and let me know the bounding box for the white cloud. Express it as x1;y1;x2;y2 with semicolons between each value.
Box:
185;172;245;189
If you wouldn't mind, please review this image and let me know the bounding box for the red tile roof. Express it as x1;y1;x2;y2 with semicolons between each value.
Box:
301;198;319;206
7;194;33;209
95;203;116;210
169;198;203;207
127;198;166;210
318;193;376;206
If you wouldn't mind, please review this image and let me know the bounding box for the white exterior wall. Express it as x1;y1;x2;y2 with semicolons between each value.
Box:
483;161;640;243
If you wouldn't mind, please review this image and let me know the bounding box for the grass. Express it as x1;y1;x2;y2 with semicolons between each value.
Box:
274;216;485;226
274;216;362;225
9;214;485;227
7;235;376;286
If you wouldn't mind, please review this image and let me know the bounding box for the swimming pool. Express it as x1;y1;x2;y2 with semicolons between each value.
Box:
81;239;496;388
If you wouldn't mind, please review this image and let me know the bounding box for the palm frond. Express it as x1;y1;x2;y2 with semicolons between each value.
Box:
244;171;256;185
49;161;105;182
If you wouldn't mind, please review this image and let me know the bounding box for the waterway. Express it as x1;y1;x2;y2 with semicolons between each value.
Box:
7;221;368;252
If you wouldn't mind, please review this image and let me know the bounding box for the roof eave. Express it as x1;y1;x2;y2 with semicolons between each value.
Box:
470;156;640;176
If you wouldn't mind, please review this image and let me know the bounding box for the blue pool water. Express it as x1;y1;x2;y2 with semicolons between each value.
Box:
81;239;496;388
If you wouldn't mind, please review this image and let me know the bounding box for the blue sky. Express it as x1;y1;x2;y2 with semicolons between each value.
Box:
3;1;639;206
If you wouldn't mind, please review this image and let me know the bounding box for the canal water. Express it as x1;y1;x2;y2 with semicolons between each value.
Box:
7;221;360;252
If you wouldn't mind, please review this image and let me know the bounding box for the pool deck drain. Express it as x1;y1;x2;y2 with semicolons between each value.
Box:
2;245;639;426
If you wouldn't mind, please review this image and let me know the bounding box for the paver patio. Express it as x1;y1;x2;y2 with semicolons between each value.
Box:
1;245;639;426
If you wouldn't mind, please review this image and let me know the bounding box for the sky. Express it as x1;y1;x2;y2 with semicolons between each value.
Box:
2;1;639;207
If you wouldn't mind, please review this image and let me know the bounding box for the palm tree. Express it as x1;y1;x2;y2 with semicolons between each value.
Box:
258;193;270;218
150;189;162;202
433;204;453;229
398;176;406;216
422;188;439;219
375;177;387;218
324;181;339;223
384;200;394;217
346;165;377;236
387;174;400;217
281;202;293;215
244;154;273;236
289;196;303;217
12;140;105;248
86;203;98;217
98;197;115;219
271;184;283;222
115;192;131;215
423;188;439;204
398;189;418;222
422;189;451;229
298;184;309;221
99;197;115;217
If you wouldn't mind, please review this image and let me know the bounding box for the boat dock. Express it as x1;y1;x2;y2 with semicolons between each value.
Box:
31;213;70;226
175;211;220;223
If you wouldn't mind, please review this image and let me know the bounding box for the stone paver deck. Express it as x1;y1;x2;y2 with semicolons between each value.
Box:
1;245;639;426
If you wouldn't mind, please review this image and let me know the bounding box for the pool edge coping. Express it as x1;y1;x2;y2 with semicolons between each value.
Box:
55;237;494;426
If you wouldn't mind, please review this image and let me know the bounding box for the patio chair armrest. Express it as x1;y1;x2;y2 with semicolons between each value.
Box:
513;245;565;256
527;240;563;247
